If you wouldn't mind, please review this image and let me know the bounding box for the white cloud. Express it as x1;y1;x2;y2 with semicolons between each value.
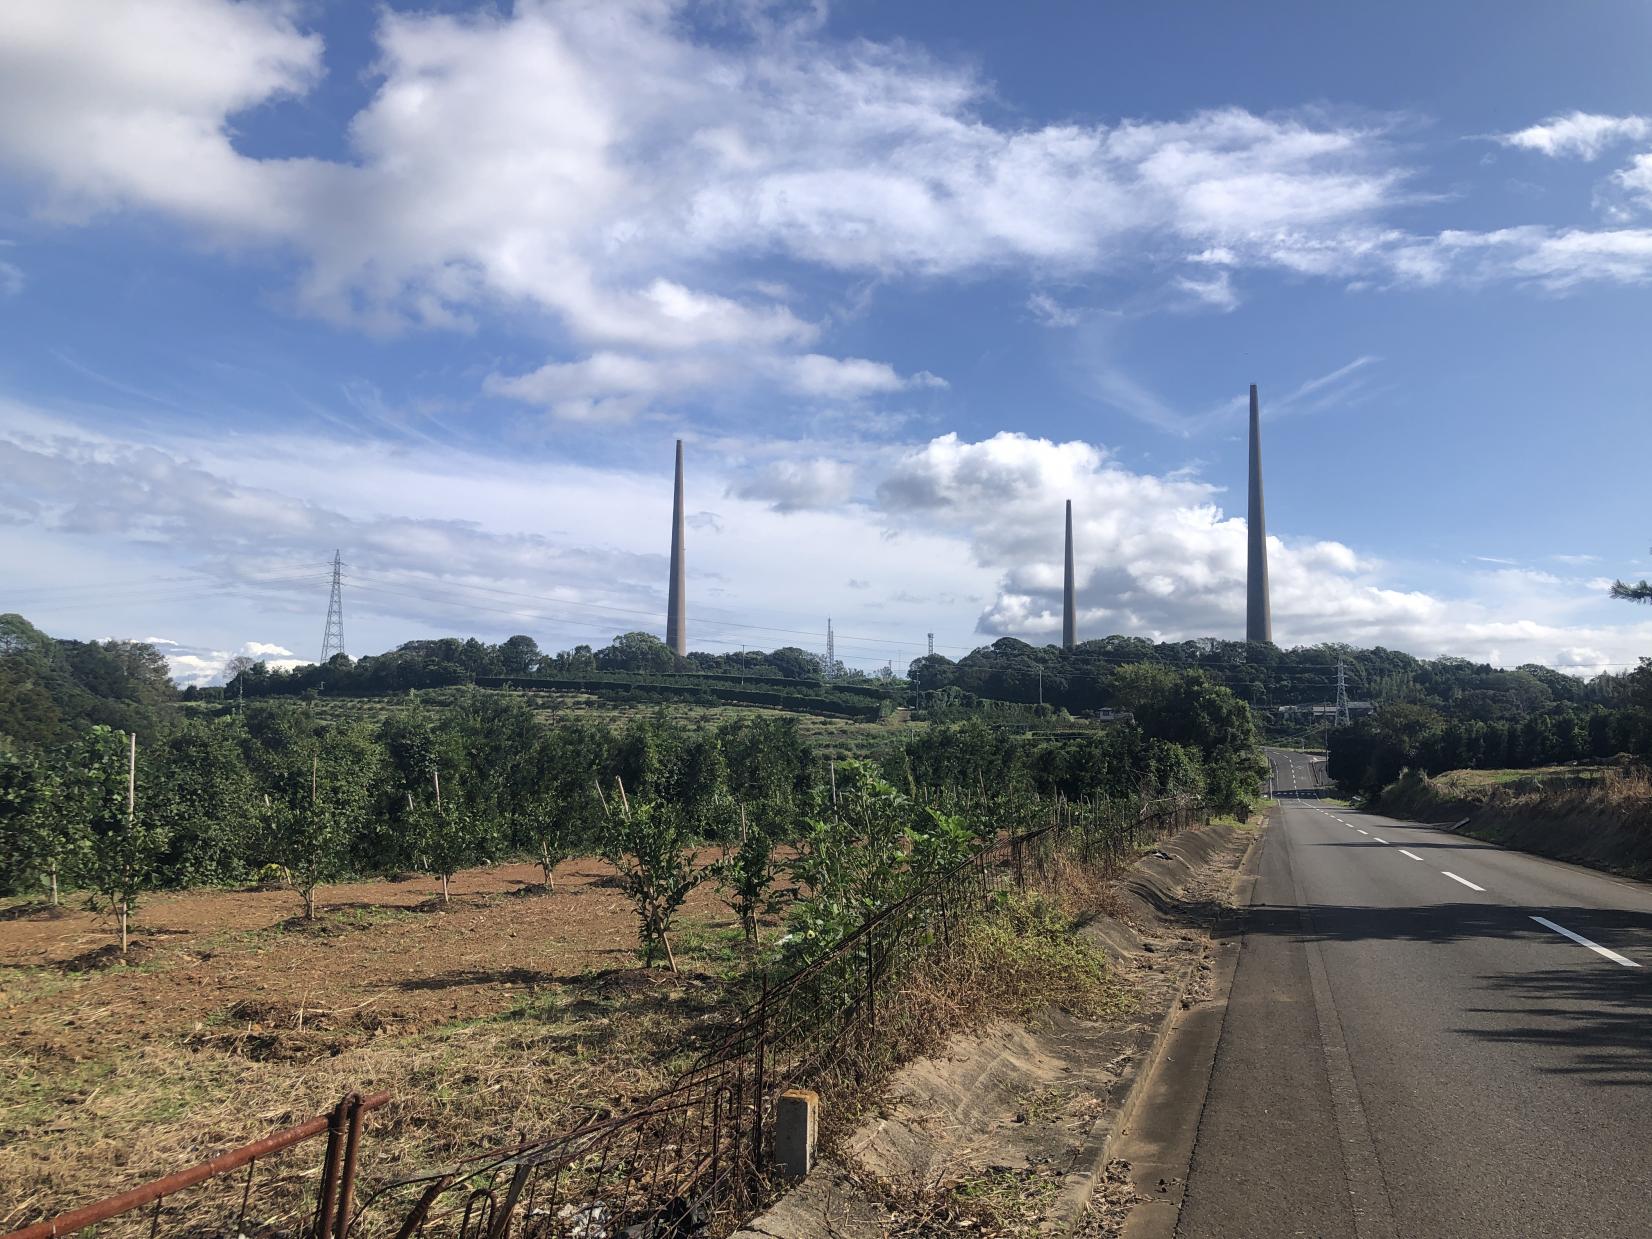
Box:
0;259;22;297
1606;152;1652;217
0;0;324;233
732;458;858;512
1497;112;1649;160
1174;271;1238;311
780;354;946;398
1424;226;1652;289
4;406;1649;677
486;349;943;420
484;352;722;422
146;637;304;687
1026;292;1080;327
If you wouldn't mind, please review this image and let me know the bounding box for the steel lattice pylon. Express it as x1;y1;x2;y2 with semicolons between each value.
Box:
320;549;346;663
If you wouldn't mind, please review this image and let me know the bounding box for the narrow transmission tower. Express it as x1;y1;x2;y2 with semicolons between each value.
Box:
927;632;935;657
320;550;346;663
825;618;836;680
1334;658;1351;727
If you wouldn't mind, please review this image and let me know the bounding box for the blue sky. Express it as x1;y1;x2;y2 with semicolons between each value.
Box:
2;0;1651;684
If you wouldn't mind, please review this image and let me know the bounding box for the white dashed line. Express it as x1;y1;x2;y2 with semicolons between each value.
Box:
1530;916;1641;968
1372;837;1388;844
1399;849;1423;861
1356;829;1368;835
1441;871;1485;892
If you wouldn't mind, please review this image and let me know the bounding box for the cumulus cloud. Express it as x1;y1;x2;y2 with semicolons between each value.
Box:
871;430;1648;670
4;406;1649;676
732;457;858;512
7;1;1652;419
1497;112;1650;160
148;637;304;687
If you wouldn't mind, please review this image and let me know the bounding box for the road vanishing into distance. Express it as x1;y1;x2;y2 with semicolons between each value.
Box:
1177;748;1652;1239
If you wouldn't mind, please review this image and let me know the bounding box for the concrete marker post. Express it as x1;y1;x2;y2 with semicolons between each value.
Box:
773;1089;818;1181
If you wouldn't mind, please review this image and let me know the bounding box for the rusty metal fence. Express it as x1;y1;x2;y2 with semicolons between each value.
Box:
350;794;1202;1238
5;795;1201;1239
6;1091;388;1239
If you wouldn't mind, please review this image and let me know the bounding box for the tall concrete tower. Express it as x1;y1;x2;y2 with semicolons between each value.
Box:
1062;500;1077;649
666;439;687;656
1246;384;1272;644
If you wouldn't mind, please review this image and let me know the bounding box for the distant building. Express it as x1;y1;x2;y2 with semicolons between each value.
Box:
1274;702;1376;722
1095;708;1135;724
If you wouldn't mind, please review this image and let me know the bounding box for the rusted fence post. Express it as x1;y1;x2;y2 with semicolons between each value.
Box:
332;1092;367;1238
313;1095;350;1239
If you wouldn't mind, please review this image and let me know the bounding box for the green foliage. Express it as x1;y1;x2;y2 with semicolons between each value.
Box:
74;728;167;952
710;804;784;944
787;762;913;958
0;746;83;903
256;719;377;919
410;790;489;904
600;787;706;969
145;721;256;886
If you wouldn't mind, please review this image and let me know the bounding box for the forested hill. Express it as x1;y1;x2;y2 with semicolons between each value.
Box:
0;614;176;747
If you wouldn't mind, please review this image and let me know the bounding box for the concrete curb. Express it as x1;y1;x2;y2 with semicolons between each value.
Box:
1043;818;1270;1236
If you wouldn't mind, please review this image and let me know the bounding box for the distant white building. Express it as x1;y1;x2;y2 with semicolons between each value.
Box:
1274;702;1375;722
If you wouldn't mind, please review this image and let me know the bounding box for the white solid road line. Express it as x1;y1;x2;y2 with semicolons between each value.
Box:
1399;849;1423;861
1530;916;1641;968
1442;871;1485;892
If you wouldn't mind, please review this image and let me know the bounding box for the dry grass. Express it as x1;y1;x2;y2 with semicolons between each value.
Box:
1;840;1134;1237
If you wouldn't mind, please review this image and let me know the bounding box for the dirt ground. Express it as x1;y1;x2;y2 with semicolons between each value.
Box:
0;855;747;1231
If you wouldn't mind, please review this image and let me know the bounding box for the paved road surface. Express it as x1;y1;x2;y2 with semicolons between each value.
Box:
1177;748;1652;1238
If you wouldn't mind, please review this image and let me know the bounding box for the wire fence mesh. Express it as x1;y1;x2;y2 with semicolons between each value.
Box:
353;794;1204;1238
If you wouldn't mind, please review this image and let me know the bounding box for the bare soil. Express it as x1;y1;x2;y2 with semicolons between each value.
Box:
0;854;746;1232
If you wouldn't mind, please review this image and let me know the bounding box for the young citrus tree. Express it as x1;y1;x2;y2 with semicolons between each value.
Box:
710;801;783;945
409;771;490;904
601;782;704;971
258;722;376;920
76;728;166;954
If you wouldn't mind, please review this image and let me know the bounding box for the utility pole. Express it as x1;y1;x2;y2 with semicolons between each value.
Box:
826;618;835;680
1335;659;1351;728
320;550;346;663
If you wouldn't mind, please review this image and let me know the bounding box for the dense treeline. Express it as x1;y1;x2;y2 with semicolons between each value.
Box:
1;667;1264;906
1327;661;1652;795
218;631;893;702
908;636;1631;722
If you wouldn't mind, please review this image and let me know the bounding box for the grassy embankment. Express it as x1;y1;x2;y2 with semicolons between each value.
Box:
1372;764;1652;878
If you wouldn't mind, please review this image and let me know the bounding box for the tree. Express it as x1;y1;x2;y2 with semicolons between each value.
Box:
0;747;82;903
257;722;376;920
787;761;911;958
147;720;255;886
710;803;782;945
601;781;705;970
498;634;542;676
595;632;678;675
77;728;166;954
1611;579;1652;604
410;770;489;904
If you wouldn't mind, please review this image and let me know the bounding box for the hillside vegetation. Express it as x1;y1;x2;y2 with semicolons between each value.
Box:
1371;764;1652;879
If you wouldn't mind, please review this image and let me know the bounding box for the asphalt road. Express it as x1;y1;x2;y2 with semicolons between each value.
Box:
1176;748;1652;1239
